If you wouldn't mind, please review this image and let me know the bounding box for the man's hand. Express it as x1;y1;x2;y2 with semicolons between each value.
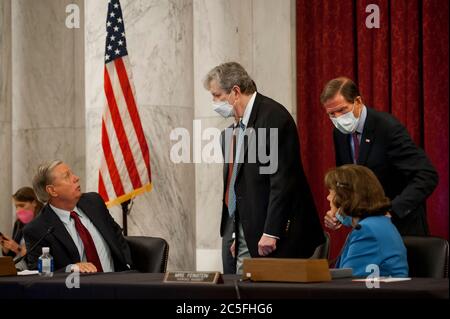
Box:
72;262;97;273
230;240;236;258
258;235;277;256
324;210;342;230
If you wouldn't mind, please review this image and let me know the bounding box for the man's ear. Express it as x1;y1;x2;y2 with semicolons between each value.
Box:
232;85;242;97
354;96;363;105
46;185;57;198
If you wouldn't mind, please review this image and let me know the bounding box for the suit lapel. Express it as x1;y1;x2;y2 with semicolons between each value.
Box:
222;125;234;186
236;93;261;179
358;108;376;165
77;195;123;263
42;205;81;261
336;131;353;164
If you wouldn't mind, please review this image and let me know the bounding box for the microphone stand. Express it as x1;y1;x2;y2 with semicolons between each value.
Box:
121;199;133;236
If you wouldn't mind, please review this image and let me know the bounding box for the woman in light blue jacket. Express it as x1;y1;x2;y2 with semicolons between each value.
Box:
325;164;408;277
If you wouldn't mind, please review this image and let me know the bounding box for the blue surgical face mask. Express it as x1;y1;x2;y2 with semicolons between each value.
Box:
336;209;353;228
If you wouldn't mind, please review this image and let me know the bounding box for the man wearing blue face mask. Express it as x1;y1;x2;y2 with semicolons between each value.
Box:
321;77;438;236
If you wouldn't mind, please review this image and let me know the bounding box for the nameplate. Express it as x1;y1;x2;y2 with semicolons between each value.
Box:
163;271;223;284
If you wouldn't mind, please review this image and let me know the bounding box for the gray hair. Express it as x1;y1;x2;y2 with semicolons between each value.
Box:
203;62;256;94
32;160;63;203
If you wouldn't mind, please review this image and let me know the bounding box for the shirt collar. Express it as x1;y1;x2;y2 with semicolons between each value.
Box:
50;204;81;225
241;92;257;128
356;105;367;134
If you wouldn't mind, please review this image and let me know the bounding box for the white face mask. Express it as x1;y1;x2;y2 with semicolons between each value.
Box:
213;101;234;118
213;94;235;118
330;104;360;134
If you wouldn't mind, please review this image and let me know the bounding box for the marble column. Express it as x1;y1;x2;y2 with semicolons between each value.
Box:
0;0;12;233
11;0;85;192
85;0;195;271
193;0;297;271
193;0;240;271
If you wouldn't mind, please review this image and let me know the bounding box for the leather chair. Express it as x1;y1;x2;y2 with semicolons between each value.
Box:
125;236;169;273
310;232;330;259
402;236;449;278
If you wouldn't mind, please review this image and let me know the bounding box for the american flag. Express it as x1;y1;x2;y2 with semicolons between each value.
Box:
98;0;152;207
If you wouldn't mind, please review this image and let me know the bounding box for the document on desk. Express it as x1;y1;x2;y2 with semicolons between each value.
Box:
17;270;39;276
352;277;411;282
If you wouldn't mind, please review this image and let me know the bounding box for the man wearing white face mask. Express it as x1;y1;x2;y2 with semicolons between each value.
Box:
216;94;239;274
204;62;324;275
321;77;438;236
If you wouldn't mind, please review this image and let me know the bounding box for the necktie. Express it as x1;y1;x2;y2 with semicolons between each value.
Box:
224;125;237;207
352;132;360;163
227;121;245;217
70;211;103;272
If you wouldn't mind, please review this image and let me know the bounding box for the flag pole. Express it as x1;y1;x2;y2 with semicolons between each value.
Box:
121;199;131;236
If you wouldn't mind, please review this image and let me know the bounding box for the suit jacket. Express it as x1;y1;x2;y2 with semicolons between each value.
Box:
23;192;133;271
336;216;409;277
220;124;238;274
334;107;438;235
223;93;324;258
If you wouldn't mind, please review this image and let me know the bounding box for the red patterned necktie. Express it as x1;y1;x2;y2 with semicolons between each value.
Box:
225;127;236;207
70;211;103;272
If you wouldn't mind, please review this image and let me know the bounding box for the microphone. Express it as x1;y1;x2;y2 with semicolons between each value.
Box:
14;226;54;265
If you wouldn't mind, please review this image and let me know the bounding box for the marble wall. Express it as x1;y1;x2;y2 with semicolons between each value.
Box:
0;0;12;233
11;0;85;195
0;0;295;272
85;0;196;271
194;0;297;271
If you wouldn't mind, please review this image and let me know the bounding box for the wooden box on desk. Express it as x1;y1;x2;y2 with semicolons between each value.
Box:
242;258;331;283
0;257;17;276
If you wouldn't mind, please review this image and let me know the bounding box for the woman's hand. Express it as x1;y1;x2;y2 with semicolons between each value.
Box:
0;235;21;254
324;209;343;230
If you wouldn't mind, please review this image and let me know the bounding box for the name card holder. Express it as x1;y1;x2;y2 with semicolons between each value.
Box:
0;257;17;276
163;271;223;284
243;258;332;283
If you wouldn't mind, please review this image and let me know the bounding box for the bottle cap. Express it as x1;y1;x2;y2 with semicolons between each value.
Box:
42;247;50;254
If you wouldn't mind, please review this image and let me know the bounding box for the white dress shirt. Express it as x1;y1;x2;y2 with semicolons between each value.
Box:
50;204;115;272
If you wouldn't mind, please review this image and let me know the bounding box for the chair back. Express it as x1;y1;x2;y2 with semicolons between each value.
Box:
310;232;330;260
402;236;449;278
126;236;169;273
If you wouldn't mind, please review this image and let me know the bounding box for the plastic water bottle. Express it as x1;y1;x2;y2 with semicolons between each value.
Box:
38;247;54;277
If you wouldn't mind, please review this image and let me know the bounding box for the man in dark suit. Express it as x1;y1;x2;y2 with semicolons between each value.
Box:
220;122;237;274
321;77;438;235
204;62;324;273
23;160;133;272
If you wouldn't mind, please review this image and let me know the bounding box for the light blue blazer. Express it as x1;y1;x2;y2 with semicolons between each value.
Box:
336;216;409;277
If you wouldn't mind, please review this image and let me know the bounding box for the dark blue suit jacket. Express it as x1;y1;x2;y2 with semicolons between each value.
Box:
334;107;438;235
23;192;133;272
